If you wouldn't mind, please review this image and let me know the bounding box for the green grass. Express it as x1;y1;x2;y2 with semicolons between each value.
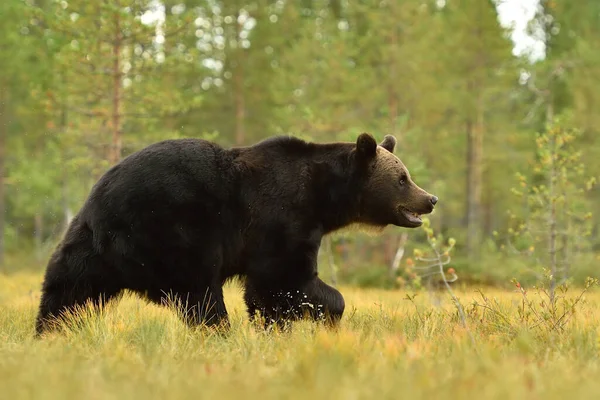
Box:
1;271;600;399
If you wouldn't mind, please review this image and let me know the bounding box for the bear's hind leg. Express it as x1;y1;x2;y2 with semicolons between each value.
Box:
35;256;123;336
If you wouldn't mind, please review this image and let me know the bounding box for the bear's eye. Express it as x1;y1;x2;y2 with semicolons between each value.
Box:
399;176;406;186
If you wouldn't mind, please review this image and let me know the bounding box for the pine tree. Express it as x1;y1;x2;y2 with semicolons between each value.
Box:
0;0;52;265
39;0;201;172
439;0;514;260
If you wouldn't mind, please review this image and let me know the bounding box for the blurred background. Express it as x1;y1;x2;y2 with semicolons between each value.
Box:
0;0;598;289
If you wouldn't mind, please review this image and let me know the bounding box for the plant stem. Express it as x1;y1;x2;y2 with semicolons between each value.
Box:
548;125;557;307
429;238;479;354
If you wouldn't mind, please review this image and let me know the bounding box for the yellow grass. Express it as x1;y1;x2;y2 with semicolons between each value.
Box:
1;271;600;400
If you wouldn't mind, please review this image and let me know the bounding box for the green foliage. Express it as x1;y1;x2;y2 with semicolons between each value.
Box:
393;218;458;292
1;0;600;288
504;113;596;290
340;265;395;290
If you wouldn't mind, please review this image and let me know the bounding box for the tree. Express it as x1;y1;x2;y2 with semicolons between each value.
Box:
0;0;52;266
507;113;595;299
1;0;210;258
439;0;514;260
184;0;303;147
39;0;202;170
522;0;600;250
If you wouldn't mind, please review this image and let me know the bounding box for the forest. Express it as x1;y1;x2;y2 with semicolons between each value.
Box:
3;2;600;399
1;0;599;290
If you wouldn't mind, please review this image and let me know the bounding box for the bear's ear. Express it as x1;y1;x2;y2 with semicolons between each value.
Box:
356;132;377;159
380;135;396;153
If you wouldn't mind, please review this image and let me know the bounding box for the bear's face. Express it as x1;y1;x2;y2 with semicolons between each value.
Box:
354;133;438;228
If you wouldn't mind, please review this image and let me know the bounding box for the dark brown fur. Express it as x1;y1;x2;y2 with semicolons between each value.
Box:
35;133;437;335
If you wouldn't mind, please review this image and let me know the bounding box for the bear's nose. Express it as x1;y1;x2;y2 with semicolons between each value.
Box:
430;195;438;206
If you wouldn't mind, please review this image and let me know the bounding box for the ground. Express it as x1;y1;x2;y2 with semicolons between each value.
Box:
1;271;600;400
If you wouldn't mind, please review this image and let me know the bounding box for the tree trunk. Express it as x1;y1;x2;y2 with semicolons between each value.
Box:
109;5;122;164
62;180;73;231
390;233;409;279
546;100;558;301
465;119;476;257
34;213;43;262
561;190;570;280
233;11;246;146
548;132;557;302
388;88;398;136
388;23;398;135
59;79;72;232
387;1;399;138
483;169;493;236
324;236;338;286
0;84;7;268
466;100;484;260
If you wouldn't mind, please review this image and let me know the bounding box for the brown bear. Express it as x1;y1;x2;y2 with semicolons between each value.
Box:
34;133;437;334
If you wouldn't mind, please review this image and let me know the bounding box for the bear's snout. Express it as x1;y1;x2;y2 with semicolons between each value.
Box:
422;194;438;213
412;188;437;214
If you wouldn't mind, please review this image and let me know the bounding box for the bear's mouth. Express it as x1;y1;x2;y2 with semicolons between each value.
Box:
399;207;423;227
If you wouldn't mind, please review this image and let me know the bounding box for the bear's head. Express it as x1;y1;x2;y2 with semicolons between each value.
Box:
353;132;438;228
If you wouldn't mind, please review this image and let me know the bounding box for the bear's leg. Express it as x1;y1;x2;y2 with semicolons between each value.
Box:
35;255;123;336
244;276;345;328
243;280;294;329
298;276;345;325
146;285;229;329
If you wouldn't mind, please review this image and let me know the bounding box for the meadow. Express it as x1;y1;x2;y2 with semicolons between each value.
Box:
1;269;600;400
3;1;600;398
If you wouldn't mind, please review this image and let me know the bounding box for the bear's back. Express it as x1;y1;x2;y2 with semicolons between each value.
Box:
76;139;243;256
89;138;234;207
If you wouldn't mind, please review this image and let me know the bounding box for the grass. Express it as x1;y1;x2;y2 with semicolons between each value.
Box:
1;271;600;400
